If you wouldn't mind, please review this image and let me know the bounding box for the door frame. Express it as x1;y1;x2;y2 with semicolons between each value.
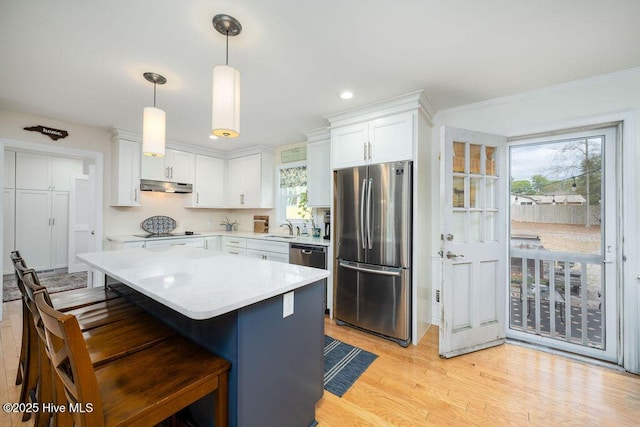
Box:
0;138;104;318
506;125;620;362
435;111;638;373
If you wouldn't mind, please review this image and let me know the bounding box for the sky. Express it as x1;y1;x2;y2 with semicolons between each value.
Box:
509;138;601;182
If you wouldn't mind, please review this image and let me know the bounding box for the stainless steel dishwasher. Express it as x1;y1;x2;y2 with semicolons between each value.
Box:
289;243;328;314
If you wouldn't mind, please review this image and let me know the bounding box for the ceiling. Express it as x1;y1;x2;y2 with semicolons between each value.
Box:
2;1;640;152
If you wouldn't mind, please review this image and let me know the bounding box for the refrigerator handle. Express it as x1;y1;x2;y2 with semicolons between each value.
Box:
361;178;367;249
339;261;402;276
367;178;373;249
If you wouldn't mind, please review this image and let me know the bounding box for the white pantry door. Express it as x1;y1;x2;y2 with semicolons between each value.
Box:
68;170;95;274
439;126;508;358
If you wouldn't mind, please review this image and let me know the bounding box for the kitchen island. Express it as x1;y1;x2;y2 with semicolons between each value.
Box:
78;246;329;427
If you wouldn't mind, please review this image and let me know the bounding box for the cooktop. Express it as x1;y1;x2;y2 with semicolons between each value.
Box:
133;232;201;239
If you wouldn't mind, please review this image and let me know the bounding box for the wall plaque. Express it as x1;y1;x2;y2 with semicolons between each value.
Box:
23;125;69;141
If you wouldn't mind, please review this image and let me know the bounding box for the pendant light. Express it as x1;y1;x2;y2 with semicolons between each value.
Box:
211;14;241;138
142;72;167;157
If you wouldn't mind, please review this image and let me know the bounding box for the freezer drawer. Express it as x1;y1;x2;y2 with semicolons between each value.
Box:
335;260;410;342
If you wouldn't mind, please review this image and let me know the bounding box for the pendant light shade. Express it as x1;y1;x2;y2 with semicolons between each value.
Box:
142;72;167;157
143;106;166;157
211;14;242;139
212;64;240;138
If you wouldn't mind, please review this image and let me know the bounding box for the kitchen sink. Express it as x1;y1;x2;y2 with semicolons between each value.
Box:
265;235;297;239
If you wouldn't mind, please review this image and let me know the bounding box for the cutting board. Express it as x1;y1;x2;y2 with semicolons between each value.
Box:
253;215;269;233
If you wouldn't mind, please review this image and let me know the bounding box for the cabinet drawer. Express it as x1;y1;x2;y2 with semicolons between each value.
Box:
145;237;204;248
222;246;247;256
246;238;288;254
221;236;247;248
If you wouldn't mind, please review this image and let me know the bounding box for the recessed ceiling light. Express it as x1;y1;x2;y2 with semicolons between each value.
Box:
339;91;354;100
209;134;218;140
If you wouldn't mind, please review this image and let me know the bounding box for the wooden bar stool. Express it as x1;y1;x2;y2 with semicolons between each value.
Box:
9;251;29;387
35;290;231;427
21;270;183;426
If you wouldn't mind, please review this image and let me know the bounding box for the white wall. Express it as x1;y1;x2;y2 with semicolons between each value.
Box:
0;109;286;242
430;67;640;373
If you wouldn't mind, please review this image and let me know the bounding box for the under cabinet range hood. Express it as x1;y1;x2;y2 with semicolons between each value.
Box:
139;179;192;193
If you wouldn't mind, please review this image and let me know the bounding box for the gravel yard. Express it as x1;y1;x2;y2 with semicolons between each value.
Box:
511;221;601;254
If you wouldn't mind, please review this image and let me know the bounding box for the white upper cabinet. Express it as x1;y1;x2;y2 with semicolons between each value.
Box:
305;131;331;207
187;154;225;208
141;148;195;184
15;152;83;191
331;112;413;169
111;138;141;206
226;152;274;208
4;151;15;189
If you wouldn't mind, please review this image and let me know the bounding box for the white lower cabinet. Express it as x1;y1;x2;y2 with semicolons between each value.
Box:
221;236;247;255
144;237;204;249
204;236;221;251
246;239;289;263
15;189;69;271
110;240;145;250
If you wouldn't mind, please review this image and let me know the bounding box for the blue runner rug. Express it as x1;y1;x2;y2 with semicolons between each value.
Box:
324;335;378;397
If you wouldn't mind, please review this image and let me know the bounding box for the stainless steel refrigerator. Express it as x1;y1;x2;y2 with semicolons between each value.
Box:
334;160;412;347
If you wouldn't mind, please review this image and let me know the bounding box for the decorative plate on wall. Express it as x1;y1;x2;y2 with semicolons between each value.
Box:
140;216;177;234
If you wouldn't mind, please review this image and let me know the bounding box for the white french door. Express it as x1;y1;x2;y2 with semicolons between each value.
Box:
439;126;508;358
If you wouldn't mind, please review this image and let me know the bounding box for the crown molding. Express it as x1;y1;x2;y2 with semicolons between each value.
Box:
324;90;434;128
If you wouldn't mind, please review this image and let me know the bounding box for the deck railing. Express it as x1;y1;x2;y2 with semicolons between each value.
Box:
510;247;604;349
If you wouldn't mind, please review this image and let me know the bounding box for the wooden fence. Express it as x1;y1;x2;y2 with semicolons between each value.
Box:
511;204;601;225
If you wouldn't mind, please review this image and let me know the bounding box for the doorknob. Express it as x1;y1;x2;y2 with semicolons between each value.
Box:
446;251;464;259
90;231;95;235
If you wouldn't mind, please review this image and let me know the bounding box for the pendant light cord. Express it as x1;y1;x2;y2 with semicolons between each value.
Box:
225;30;229;65
153;82;157;108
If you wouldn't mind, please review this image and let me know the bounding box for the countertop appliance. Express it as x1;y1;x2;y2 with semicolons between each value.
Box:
290;243;328;313
323;211;330;240
334;160;412;347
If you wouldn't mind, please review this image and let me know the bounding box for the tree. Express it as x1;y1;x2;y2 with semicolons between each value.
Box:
550;137;602;227
511;179;534;194
531;175;552;194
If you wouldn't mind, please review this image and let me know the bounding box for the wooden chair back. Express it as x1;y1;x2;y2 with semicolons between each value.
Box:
34;291;106;427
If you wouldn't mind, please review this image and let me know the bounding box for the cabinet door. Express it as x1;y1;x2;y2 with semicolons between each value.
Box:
15;189;52;271
243;154;262;207
204;236;221;251
194;155;225;207
16;152;51;190
51;157;83;191
227;157;246;207
51;191;69;269
306;140;331;207
3;189;15;274
4;151;15;189
369;113;413;164
168;149;195;183
112;139;141;206
331;123;368;169
141;153;167;181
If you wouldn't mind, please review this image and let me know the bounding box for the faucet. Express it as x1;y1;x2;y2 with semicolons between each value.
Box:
280;220;293;236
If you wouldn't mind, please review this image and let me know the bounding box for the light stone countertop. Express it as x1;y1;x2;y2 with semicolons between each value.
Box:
78;246;329;320
106;230;330;246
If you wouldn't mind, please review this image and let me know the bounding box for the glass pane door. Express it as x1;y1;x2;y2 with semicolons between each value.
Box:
508;127;618;361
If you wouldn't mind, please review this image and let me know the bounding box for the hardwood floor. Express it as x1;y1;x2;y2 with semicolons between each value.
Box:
1;298;638;426
318;318;640;426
